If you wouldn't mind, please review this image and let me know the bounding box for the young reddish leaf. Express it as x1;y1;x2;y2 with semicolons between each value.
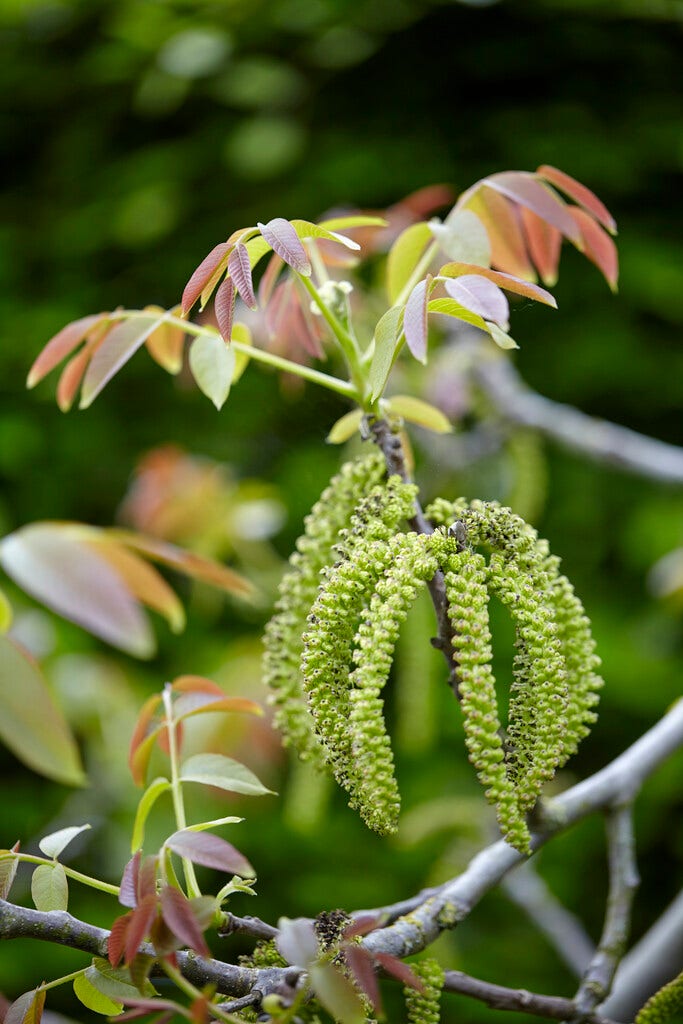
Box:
257;218;311;276
569;207;619;291
125;893;158;964
110;531;257;599
0;524;154;657
214;278;236;344
326;408;364;445
5;987;46;1024
343;913;385;940
181;242;232;316
0;635;85;785
86;540;185;634
172;675;225;697
403;276;431;364
174;692;263;721
520;206;562;287
345;945;382;1016
483;172;582;244
439;262;558;307
180;752;274;796
56;344;95;412
160;886;210;957
386;222;433;304
258;252;285;306
150;915;181;958
129;697;162;788
137;855;158;903
38;823;91;860
444;275;510;327
373;952;425;992
117;996;186;1020
109;912;133;966
129;723;164;787
120;851;142;908
166;829;254;877
157;718;184;758
27;313;107;389
538;165;617;234
190;995;210;1024
189;332;236;410
228;243;258;309
80;312;167;409
0;842;20;900
463;187;535;280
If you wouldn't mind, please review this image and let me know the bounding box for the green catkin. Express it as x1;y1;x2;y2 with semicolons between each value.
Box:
301;476;418;784
238;939;287;969
635;970;683;1024
345;532;439;834
441;546;530;852
404;959;445;1024
263;450;386;760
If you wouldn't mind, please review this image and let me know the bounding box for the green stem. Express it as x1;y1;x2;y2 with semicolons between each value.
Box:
161;686;200;900
110;311;358;402
0;853;119;897
38;968;88;992
161;960;243;1024
297;277;367;399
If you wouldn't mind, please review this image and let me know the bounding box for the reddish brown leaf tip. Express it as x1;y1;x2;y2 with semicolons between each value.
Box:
258;219;312;276
181;242;231;316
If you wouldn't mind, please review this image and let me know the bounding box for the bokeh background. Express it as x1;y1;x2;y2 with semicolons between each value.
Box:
1;0;683;1020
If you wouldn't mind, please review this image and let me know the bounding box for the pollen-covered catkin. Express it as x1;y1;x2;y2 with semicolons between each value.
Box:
345;532;439;834
404;959;445;1024
263;450;386;761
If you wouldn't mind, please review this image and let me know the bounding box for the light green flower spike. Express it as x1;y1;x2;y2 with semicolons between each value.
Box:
635;970;683;1024
263;450;386;761
405;959;445;1024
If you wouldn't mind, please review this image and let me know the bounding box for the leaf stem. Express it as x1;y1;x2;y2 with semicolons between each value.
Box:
0;853;119;896
38;968;88;992
296;277;367;400
161;685;201;900
161;959;244;1024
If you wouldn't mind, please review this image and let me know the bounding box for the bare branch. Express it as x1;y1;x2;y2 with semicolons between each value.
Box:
573;806;639;1018
468;339;683;484
502;861;594;977
218;912;279;941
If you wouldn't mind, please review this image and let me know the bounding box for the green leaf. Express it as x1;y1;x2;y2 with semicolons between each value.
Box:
387;222;433;304
290;219;360;251
189;333;236;410
231;322;253;382
80;313;165;409
369;306;403;401
131;778;171;853
309;963;366;1024
31;862;68;912
487;322;519;350
326;409;363;445
318;215;387;231
432;209;491;266
180;753;274;796
73;972;122;1016
427;297;488;331
186;815;243;832
90;958;156;1001
39;823;91;859
5;988;46;1024
385;396;452;434
0;586;12;633
0;635;85;785
0;843;20;899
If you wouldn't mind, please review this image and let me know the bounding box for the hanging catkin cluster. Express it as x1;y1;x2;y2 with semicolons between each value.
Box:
263;453;602;851
404;959;445;1024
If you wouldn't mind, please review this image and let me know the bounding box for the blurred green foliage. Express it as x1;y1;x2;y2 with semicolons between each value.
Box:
1;0;683;1021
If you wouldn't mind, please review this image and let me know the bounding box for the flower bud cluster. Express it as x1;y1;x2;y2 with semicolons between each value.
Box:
404;958;445;1024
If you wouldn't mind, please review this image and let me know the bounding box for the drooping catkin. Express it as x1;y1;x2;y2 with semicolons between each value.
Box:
404;959;445;1024
263;450;386;760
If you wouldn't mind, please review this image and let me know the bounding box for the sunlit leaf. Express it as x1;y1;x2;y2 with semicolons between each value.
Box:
172;674;225;696
463;187;535;280
128;696;162;787
439;262;558;307
160;886;210;957
0;585;12;633
56;343;96;412
326;408;363;444
27;313;107;389
520;206;562;287
31;862;68;912
276;917;319;968
89;958;155;1002
181;242;232;316
80;312;166;409
174;692;263;721
0;525;154;657
5;988;46;1024
109;531;256;599
145;305;186;374
444;275;509;327
189;332;236;410
231;321;253;382
180;752;274;796
258;218;311;275
129;723;164;788
386;395;452;434
0;842;20;899
487;322;519;350
403;276;431;363
569;207;619;291
245;234;273;271
369;305;403;401
228;243;258;309
427;297;488;330
87;540;185;634
214;278;236;344
483;172;581;244
290;219;361;251
185;816;243;832
39;823;91;860
431;209;491;267
0;635;85;784
538;165;617;234
73;971;123;1016
131;778;171;853
166;829;254;877
386;222;432;304
125;894;159;964
318;215;387;231
309;963;366;1024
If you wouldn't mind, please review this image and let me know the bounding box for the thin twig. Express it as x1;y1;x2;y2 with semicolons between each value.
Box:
443;970;620;1024
218;912;279;941
573;806;639;1018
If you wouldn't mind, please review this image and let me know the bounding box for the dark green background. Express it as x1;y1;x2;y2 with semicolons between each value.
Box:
1;1;682;1020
